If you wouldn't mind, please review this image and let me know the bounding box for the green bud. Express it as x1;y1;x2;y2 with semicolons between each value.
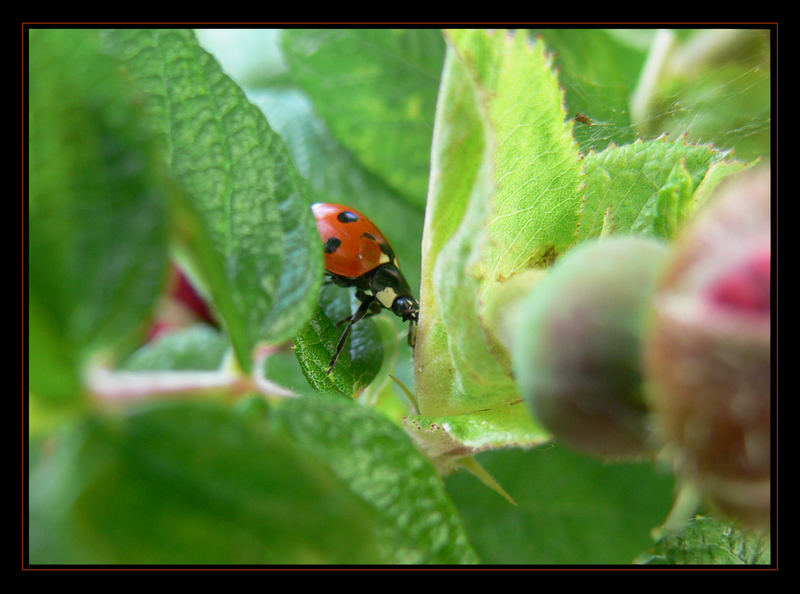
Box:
513;237;669;459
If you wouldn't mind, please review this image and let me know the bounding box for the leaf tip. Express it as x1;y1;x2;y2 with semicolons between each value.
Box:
456;455;517;506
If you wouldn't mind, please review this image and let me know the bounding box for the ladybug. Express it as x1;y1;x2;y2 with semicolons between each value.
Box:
312;202;419;373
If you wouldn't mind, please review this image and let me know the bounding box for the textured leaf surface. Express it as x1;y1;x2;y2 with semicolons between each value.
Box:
101;29;322;371
198;31;426;386
413;31;581;455
412;36;494;420
293;286;383;398
247;87;425;294
274;394;480;564
29;29;169;401
281;29;445;208
447;30;585;286
578;137;750;240
29;401;389;564
641;516;771;565
247;87;425;389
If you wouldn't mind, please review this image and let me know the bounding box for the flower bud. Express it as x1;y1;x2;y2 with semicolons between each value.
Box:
513;237;669;459
645;166;771;527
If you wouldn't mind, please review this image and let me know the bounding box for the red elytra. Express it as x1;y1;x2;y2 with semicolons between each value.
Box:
311;202;397;279
311;202;419;373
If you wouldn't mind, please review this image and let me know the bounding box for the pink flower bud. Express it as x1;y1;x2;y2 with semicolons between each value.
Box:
645;166;771;527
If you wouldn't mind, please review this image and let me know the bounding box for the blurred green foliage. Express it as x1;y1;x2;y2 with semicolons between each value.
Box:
27;28;772;566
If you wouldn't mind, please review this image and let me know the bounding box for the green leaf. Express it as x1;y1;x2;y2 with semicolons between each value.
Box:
447;29;585;283
200;31;426;395
29;401;390;564
273;393;480;564
641;516;771;565
404;402;550;475
258;346;320;399
28;297;82;404
412;35;495;418
532;29;651;154
281;29;445;208
579;137;750;241
293;285;383;397
246;87;424;294
101;29;323;372
412;31;582;453
198;32;425;293
29;29;170;402
446;445;675;564
119;325;230;371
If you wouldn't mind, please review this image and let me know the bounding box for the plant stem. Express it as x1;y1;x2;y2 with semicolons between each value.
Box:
88;344;298;403
630;29;674;135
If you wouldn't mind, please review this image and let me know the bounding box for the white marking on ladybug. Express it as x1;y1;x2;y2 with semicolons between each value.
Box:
375;286;398;309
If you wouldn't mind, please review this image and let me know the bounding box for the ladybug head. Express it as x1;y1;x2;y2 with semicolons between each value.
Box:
391;295;419;348
366;263;419;348
391;295;419;323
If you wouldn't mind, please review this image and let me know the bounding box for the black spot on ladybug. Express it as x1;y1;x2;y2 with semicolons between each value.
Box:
324;237;342;254
361;232;378;242
337;211;360;223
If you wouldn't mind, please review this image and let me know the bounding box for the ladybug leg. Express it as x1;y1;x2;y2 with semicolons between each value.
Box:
334;315;352;328
358;290;384;318
407;318;417;348
327;295;377;374
327;274;353;289
334;291;380;327
334;307;380;327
